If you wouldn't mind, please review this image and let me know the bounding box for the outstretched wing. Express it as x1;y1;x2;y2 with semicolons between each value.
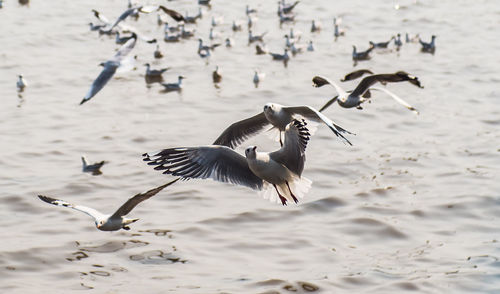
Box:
158;5;185;22
269;119;310;176
312;75;348;97
340;69;374;82
81;64;118;104
283;105;353;145
38;195;105;221
212;112;270;149
318;96;338;112
370;86;419;114
143;146;263;190
111;35;137;63
111;178;180;218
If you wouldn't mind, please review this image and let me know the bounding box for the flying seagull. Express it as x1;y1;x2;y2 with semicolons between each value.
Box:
312;72;421;113
81;34;137;105
144;120;311;206
38;179;179;231
212;102;352;148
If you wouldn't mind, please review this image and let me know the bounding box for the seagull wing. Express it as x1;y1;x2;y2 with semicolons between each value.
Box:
312;75;348;97
340;69;374;82
158;5;185;22
370;86;419;114
318;95;338;112
38;195;106;221
111;178;179;218
111;35;137;63
282;106;353;145
107;6;141;31
92;9;111;25
143;146;263;190
269;119;310;176
81;64;118;104
350;74;383;97
212;112;270;149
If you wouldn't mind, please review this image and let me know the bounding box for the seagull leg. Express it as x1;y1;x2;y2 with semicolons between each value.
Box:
273;184;287;206
285;181;298;203
279;132;283;147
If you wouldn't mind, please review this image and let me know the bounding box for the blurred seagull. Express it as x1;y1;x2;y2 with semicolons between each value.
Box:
369;36;395;49
394;33;403;50
311;20;321;32
246;5;257;15
89;22;106;31
232;20;243;31
81;156;106;175
38;179;178;231
81;34;137;105
255;44;268;55
333;17;345;38
184;7;203;24
248;30;267;43
154;44;164;58
279;0;300;14
253;70;265;88
213;102;352;148
352;44;374;61
225;37;234;48
115;31;135;44
102;5;184;33
16;74;27;92
270;48;289;61
307;40;314;51
143;120;311;206
312;72;421;113
144;63;170;78
340;69;374;82
212;65;222;83
161;76;185;92
419;35;436;53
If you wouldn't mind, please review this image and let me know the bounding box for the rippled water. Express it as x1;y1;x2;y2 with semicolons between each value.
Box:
1;0;499;293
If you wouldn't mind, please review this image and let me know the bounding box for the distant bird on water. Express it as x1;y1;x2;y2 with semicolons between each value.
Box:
154;44;164;58
143;120;311;206
352;44;374;61
17;74;27;92
253;70;265;88
81;156;106;175
212;66;222;83
369;36;395;49
419;35;436;53
38;179;178;231
310;20;321;32
81;34;137;105
312;72;421;113
161;76;185;92
144;63;170;78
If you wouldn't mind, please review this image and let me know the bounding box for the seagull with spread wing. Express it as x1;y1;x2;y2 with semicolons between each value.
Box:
144;120;311;206
212;102;353;148
313;72;422;113
81;34;137;105
38;179;178;231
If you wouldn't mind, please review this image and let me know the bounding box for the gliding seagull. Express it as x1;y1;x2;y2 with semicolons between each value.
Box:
143;120;311;206
38;179;178;231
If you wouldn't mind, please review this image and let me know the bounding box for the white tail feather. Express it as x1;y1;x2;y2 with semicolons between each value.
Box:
258;176;312;205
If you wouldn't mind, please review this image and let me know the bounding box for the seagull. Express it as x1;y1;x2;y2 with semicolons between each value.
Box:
211;15;224;27
197;38;220;58
232;20;243;31
16;74;27;92
89;22;106;31
143;120;311;206
279;0;300;14
212;66;222;83
184;7;202;24
144;63;170;78
209;27;220;40
164;22;180;33
312;72;421;113
352;44;374;61
38;179;179;231
102;5;184;33
311;20;321;32
246;5;257;15
248;30;267;44
340;69;374;82
394;33;403;50
81;34;137;105
307;40;314;51
161;76;185;92
278;10;295;23
419;35;436;53
213;103;352;149
369;36;395;49
269;48;290;61
81;156;106;175
180;24;195;39
154;44;164;59
225;38;234;48
253;70;265;88
255;44;268;55
333;17;345;38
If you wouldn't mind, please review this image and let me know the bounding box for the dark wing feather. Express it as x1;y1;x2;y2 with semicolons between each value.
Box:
143;146;263;190
340;69;374;82
158;5;185;22
350;74;383;97
212;112;270;149
81;65;118;104
111;178;179;218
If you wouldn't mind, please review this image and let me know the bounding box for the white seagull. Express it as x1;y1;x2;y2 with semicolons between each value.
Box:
38;179;178;231
81;34;137;105
161;76;185;92
144;120;311;205
17;74;27;92
312;72;421;113
212;102;352;148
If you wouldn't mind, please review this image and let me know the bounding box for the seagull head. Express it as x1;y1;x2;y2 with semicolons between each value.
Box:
245;146;257;159
96;220;105;229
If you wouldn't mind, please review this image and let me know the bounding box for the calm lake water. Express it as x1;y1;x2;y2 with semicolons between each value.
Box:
0;0;499;293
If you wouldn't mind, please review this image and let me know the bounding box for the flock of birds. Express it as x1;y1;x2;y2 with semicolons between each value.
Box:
15;0;435;232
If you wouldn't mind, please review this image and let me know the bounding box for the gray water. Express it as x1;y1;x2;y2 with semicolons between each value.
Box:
0;0;499;293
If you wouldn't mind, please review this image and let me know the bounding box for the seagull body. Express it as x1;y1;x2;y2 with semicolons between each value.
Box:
419;35;436;53
164;32;181;42
279;0;300;14
312;72;421;113
16;74;27;92
307;40;314;51
213;102;352;149
180;24;195;39
212;66;222;83
115;31;135;44
89;22;106;31
394;33;403;49
255;44;268;55
184;8;202;24
81;35;137;105
164;22;180;33
81;156;106;175
278;10;295;23
352;44;374;60
38;179;178;231
161;76;185;92
311;20;321;32
209;27;220;40
144;63;170;77
369;36;395;48
211;15;224;27
225;38;234;48
198;38;220;58
248;30;267;43
232;20;243;31
253;70;265;87
269;49;290;61
144;120;311;205
333;17;345;38
246;5;257;15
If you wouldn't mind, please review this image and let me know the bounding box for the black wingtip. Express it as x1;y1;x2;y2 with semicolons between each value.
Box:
80;98;88;105
38;195;55;203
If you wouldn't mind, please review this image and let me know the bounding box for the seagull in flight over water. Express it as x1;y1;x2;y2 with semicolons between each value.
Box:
38;179;179;231
144;120;311;206
81;34;137;105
